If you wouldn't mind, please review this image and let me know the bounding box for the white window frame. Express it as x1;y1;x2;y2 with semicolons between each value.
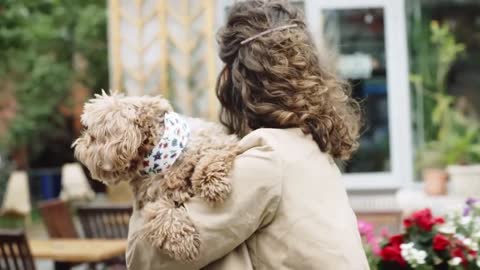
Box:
216;0;414;190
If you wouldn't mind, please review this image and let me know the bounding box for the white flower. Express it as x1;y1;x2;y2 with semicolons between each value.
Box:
449;257;462;266
415;250;427;264
471;242;479;252
455;234;465;241
400;242;427;268
438;224;456;235
461;216;472;226
477;256;480;267
400;243;414;249
462;238;479;251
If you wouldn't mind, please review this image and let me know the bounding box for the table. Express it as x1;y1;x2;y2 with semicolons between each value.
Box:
29;239;127;270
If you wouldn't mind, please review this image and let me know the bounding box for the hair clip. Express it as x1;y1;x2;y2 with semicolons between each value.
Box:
240;24;298;45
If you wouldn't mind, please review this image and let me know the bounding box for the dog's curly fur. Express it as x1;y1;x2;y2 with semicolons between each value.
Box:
73;91;239;261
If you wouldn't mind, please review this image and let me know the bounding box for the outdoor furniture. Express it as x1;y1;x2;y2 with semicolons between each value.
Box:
38;199;82;270
38;199;78;239
77;204;132;268
77;204;132;239
0;229;36;270
29;239;126;270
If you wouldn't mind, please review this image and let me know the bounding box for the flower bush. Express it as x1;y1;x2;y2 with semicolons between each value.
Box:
359;220;381;268
372;200;480;270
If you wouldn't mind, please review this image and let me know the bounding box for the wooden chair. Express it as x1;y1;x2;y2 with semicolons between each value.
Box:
77;205;132;239
38;199;78;238
38;199;82;270
0;229;36;270
77;205;132;268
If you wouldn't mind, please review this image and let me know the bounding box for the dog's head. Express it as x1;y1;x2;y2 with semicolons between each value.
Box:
73;91;173;184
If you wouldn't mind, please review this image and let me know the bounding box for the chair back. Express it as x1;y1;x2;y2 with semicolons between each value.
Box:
0;229;36;270
77;205;132;239
38;199;78;238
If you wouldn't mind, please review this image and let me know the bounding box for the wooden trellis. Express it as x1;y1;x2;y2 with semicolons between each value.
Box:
108;0;218;119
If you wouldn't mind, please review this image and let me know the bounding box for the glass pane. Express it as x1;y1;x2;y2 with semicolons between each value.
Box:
322;8;390;173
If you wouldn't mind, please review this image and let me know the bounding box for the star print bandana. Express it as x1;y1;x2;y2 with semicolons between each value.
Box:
140;112;190;176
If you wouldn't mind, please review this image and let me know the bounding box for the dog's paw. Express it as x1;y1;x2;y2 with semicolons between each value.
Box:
140;199;200;261
192;150;236;205
196;175;232;205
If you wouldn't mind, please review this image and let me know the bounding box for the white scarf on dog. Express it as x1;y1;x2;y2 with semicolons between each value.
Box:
141;112;190;176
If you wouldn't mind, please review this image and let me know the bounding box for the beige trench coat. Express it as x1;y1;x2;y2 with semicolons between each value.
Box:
127;128;369;270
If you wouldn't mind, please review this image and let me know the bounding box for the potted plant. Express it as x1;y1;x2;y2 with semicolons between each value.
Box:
410;21;478;197
443;118;480;198
0;1;108;200
421;92;480;198
417;142;448;196
431;90;480;197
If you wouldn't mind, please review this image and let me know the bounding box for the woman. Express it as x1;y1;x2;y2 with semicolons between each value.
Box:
127;0;369;269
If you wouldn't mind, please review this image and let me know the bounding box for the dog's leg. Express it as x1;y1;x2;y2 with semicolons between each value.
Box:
191;146;238;205
160;161;195;204
137;197;200;261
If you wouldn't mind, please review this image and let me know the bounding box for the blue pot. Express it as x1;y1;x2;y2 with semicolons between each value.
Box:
29;168;62;201
39;173;62;200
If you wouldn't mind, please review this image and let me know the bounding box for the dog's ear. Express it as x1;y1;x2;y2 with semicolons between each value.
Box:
72;136;89;167
73;126;143;183
98;109;144;173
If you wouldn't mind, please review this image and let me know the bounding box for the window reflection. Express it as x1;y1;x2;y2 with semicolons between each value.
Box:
322;8;390;173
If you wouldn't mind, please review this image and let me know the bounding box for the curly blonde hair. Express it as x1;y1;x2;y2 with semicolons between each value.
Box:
216;0;361;160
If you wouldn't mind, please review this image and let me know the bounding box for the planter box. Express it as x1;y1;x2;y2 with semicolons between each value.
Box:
448;164;480;198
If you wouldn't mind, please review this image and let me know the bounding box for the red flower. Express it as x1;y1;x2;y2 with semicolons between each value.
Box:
468;249;477;257
451;247;467;266
380;246;407;266
389;234;404;247
403;218;413;229
435;217;445;224
380;234;407;266
433;234;450;251
415;209;435;231
451;247;463;257
403;209;438;231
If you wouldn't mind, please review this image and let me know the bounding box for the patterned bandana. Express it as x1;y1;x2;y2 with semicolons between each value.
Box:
140;112;190;176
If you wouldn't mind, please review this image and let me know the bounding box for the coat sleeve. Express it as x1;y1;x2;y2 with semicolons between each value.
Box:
126;145;283;270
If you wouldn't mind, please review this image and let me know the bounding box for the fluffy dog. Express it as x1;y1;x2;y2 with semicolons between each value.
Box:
73;91;239;261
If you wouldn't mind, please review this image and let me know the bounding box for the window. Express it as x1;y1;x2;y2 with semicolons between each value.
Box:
217;0;414;189
322;8;390;174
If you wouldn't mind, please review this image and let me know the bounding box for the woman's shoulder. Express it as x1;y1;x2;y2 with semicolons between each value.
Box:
233;129;281;176
238;128;330;164
225;129;287;197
